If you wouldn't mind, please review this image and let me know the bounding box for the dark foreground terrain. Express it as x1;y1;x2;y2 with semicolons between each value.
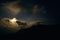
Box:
0;24;57;40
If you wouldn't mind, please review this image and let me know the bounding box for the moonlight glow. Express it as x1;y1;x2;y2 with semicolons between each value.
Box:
9;18;18;23
9;18;19;27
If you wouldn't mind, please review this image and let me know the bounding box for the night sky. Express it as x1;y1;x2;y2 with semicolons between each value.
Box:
0;0;59;25
0;0;58;39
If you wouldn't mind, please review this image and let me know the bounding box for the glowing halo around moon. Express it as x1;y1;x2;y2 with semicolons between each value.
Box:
9;18;19;29
9;18;18;23
9;18;18;26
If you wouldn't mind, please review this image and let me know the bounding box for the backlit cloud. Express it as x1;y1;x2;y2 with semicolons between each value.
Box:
3;1;22;15
33;5;47;14
0;18;41;32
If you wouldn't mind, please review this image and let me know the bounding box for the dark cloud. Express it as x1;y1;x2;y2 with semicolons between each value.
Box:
0;18;41;32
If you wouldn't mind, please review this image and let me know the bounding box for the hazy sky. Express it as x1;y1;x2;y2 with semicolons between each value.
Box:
0;0;58;25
